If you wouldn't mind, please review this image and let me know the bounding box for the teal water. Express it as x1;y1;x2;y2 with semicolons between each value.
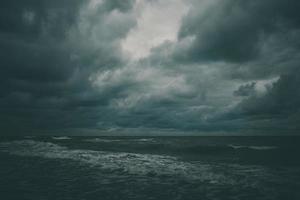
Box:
0;136;300;200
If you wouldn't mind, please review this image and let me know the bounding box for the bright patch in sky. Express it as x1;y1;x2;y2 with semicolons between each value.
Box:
121;0;189;60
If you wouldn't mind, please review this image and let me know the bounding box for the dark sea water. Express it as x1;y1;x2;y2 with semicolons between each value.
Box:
0;136;300;200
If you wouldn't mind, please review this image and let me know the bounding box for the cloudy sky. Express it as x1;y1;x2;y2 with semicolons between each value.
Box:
1;0;300;135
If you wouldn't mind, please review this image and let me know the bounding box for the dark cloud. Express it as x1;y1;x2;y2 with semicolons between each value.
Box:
142;0;300;134
233;82;256;97
0;0;300;135
176;0;300;63
216;69;300;134
0;0;85;40
233;71;300;118
0;0;136;134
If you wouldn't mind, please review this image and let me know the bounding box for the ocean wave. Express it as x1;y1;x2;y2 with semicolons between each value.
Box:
228;144;278;150
130;138;155;142
84;138;123;143
52;136;71;140
0;140;232;184
84;138;155;143
24;136;35;139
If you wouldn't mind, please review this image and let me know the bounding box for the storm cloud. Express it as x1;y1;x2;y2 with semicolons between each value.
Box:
0;0;300;135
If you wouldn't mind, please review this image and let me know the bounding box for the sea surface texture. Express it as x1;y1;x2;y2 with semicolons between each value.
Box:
0;136;300;200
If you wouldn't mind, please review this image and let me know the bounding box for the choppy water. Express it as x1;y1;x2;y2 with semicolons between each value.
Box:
0;136;300;200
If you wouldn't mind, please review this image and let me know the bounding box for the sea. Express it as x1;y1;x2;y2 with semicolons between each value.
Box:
0;136;300;200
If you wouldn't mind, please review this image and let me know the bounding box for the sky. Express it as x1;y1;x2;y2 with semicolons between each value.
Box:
0;0;300;135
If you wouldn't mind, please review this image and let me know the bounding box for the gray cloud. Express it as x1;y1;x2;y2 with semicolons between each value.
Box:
232;71;300;118
0;0;300;135
215;69;300;134
0;0;137;134
175;0;300;63
233;82;256;97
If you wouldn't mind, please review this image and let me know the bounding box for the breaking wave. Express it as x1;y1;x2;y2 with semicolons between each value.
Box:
84;138;123;143
0;140;229;183
228;145;278;150
52;136;71;140
84;138;155;143
0;140;217;180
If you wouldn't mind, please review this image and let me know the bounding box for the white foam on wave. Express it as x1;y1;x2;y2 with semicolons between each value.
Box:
84;138;155;143
248;146;278;150
0;140;231;184
52;136;71;140
228;145;278;150
131;138;155;142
